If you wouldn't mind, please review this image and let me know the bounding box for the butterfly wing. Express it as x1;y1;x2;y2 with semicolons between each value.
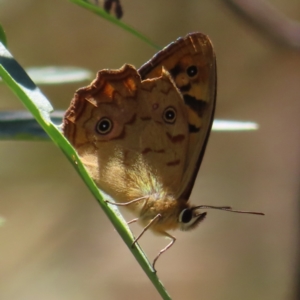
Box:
63;64;190;205
139;32;217;201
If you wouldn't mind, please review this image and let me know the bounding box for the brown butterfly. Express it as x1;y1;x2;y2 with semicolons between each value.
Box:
63;33;264;271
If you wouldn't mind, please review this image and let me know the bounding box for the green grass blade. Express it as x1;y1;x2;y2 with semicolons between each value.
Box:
69;0;161;50
0;41;171;300
0;111;62;140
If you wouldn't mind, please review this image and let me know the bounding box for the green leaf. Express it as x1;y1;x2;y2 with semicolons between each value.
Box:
0;41;171;300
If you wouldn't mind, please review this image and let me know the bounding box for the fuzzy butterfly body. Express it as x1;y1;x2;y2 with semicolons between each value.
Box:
63;32;263;270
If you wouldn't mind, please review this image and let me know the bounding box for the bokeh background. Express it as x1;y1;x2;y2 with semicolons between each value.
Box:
0;1;299;299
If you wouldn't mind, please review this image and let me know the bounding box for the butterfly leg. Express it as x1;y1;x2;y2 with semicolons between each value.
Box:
131;214;162;247
105;195;149;206
127;218;138;224
152;232;176;272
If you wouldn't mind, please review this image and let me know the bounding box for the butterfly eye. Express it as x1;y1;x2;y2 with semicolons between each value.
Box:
96;117;113;135
179;208;193;223
163;106;177;124
186;65;198;77
179;208;207;231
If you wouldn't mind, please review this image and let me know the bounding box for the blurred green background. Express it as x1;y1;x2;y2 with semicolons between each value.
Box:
0;1;299;299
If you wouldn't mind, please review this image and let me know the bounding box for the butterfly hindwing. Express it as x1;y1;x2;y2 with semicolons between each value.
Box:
63;64;190;203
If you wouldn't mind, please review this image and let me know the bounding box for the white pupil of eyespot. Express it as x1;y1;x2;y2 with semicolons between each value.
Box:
100;121;109;130
187;65;198;77
166;110;174;119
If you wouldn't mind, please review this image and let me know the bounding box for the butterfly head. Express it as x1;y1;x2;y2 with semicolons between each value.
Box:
138;192;209;233
178;205;207;231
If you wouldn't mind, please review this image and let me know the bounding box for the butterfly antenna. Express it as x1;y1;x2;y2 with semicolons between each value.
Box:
192;205;264;216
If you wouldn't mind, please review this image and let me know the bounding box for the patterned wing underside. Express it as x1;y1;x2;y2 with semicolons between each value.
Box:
139;32;217;201
63;65;190;204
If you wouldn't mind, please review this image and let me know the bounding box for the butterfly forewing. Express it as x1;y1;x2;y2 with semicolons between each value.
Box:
139;33;217;201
